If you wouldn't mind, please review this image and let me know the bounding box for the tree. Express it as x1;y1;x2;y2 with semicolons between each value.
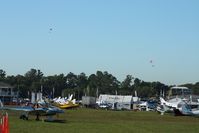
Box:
120;75;133;94
15;75;28;98
0;69;6;81
24;68;44;92
1;69;196;99
151;82;168;98
134;78;141;87
88;71;120;96
76;73;88;99
66;72;78;89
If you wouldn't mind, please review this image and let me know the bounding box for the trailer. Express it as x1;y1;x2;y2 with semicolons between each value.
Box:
82;96;96;107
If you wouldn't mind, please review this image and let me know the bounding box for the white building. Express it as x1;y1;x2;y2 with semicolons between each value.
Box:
0;82;18;104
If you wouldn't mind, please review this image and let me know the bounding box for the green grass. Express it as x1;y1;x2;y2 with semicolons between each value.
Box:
7;108;199;133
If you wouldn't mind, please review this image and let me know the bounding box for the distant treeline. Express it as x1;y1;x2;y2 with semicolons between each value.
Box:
0;69;199;99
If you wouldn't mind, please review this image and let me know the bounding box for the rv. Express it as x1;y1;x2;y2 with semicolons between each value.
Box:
168;86;191;98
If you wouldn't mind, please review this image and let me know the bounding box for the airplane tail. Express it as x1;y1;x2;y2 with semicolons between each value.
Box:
159;97;167;105
72;99;76;104
68;94;73;101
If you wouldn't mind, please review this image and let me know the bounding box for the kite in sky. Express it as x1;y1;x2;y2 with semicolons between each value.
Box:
48;28;53;33
149;60;155;67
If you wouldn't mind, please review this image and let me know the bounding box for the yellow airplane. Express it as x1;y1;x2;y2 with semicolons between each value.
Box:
53;95;79;109
58;100;79;109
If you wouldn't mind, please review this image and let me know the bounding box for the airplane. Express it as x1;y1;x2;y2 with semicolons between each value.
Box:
58;100;79;109
0;100;64;121
156;97;182;115
159;97;182;108
157;97;199;116
53;95;79;109
173;102;199;116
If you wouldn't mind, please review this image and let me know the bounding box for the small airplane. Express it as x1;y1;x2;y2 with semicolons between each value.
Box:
57;99;79;109
159;97;182;108
173;102;199;116
53;95;79;109
156;97;182;115
157;97;199;116
0;100;64;121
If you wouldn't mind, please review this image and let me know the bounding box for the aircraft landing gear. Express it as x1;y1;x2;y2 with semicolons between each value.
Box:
35;114;40;121
19;114;28;120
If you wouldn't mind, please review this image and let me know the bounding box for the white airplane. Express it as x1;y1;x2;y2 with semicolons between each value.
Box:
157;97;182;115
158;97;199;116
159;97;182;108
53;94;79;109
173;102;199;116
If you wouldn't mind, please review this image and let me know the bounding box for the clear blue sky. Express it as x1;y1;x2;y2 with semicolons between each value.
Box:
0;0;199;85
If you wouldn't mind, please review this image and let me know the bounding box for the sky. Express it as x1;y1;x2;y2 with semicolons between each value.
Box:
0;0;199;85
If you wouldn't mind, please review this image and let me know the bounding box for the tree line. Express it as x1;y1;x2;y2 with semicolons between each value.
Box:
0;69;199;99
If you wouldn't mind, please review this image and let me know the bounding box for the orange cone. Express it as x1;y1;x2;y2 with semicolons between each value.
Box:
6;114;9;133
0;120;2;133
1;114;9;133
6;115;8;133
3;115;6;133
2;116;5;133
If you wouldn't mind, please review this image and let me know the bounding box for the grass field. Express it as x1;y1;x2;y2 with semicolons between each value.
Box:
7;108;199;133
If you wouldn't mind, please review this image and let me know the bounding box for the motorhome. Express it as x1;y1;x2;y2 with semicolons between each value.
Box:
168;86;191;99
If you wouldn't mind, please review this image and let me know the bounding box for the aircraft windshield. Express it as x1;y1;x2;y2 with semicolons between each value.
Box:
171;88;191;96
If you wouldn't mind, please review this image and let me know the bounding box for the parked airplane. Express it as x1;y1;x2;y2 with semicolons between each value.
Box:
159;97;182;108
158;97;199;116
156;97;182;115
0;100;64;121
173;102;199;116
58;99;79;109
53;95;79;109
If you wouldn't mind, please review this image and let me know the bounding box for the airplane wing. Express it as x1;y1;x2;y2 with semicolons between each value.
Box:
2;106;34;111
1;106;47;116
0;100;64;121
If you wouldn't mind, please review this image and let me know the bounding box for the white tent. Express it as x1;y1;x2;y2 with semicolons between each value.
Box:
98;94;136;110
31;92;35;103
31;92;43;103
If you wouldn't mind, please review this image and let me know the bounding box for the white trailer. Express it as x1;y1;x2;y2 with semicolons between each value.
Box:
82;96;96;107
